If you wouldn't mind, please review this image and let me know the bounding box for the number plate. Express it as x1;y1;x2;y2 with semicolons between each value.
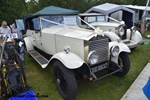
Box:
7;33;18;39
91;62;108;73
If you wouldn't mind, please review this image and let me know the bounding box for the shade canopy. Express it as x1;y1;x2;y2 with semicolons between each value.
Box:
34;6;79;15
21;6;79;30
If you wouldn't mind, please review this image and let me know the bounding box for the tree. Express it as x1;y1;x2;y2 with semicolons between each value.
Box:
0;0;28;25
0;0;148;25
131;0;147;5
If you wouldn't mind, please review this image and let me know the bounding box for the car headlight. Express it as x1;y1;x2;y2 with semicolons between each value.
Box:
87;50;99;65
131;26;136;33
118;25;125;36
111;46;119;57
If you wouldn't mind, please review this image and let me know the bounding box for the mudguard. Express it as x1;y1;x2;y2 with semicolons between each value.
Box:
24;37;34;52
109;41;131;53
102;31;120;41
50;52;85;69
127;29;143;43
109;41;131;63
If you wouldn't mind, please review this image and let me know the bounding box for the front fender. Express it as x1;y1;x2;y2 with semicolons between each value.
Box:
50;52;84;69
109;41;131;53
127;29;143;43
103;31;120;41
109;41;131;63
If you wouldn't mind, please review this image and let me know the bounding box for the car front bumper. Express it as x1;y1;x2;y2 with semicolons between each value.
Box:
90;61;122;82
123;40;144;49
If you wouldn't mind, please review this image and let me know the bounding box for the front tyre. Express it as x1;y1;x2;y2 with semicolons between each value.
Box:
116;52;130;77
53;61;77;100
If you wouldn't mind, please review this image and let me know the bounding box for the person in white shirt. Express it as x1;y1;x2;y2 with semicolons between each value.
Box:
0;21;11;36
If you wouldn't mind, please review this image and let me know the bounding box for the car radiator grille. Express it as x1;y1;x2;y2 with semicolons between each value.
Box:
89;37;109;64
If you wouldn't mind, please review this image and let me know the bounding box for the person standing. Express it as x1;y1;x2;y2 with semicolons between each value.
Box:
0;21;11;36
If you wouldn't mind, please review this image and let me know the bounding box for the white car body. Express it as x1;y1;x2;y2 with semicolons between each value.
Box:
79;13;143;49
24;16;130;68
24;14;131;100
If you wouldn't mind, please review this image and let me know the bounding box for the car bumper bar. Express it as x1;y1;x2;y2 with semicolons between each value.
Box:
128;41;144;49
91;61;122;83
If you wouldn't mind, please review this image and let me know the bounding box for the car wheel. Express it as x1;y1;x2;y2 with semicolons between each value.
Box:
116;52;130;77
53;61;77;100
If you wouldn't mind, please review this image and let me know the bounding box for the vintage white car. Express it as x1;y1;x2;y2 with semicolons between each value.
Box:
24;14;131;100
79;13;144;49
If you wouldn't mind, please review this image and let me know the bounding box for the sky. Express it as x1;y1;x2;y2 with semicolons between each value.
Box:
25;0;30;2
26;0;39;2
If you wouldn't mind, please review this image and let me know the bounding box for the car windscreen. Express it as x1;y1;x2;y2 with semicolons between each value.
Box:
83;15;106;23
39;16;79;29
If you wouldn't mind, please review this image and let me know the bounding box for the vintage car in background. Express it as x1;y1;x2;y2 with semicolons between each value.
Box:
79;13;144;49
24;14;131;100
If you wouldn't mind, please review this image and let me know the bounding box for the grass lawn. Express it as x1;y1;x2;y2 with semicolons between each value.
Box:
25;37;150;100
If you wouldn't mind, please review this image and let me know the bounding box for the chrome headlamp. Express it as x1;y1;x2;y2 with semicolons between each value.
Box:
118;25;125;36
111;46;119;57
131;26;136;33
87;50;99;65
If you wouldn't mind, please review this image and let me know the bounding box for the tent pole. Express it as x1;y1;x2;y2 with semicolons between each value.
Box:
142;0;150;22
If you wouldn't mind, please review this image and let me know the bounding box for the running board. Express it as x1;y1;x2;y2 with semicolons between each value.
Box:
28;50;49;68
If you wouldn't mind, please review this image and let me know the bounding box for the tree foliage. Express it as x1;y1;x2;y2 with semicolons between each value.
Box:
25;0;149;13
0;0;29;25
0;0;149;25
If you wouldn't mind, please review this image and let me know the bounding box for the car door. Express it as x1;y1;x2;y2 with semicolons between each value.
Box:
32;18;43;50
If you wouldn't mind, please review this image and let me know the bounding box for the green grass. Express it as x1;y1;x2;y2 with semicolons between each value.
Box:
144;31;150;35
25;43;150;100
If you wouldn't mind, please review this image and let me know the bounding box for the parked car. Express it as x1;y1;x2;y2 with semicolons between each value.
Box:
79;13;144;49
24;14;131;100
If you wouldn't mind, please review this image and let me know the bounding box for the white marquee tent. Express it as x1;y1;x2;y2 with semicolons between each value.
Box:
125;5;150;22
85;3;135;28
